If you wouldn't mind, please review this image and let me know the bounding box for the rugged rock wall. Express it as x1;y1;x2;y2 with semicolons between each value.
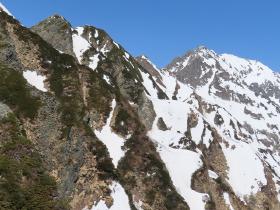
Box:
0;9;188;210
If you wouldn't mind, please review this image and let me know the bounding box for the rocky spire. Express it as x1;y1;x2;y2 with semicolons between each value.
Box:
31;14;75;56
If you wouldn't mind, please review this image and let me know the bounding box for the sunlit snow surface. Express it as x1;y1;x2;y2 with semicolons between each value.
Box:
0;3;14;17
141;60;208;209
94;100;125;168
89;54;100;70
72;27;91;63
84;181;130;210
72;27;100;71
208;170;219;179
23;70;47;92
223;192;234;210
222;142;266;197
148;98;207;210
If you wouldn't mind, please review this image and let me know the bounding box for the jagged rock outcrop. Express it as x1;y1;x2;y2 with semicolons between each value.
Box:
31;15;75;57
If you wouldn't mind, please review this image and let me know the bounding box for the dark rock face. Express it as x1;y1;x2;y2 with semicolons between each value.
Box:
249;80;280;103
0;11;113;209
157;117;168;131
135;55;163;85
176;56;214;88
165;47;215;88
136;56;168;100
0;15;24;70
31;15;75;57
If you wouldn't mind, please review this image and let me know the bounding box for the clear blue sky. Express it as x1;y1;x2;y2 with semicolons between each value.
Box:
2;0;280;71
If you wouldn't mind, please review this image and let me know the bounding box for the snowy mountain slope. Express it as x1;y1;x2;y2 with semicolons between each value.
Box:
1;2;280;209
137;53;280;209
165;47;280;146
32;16;280;208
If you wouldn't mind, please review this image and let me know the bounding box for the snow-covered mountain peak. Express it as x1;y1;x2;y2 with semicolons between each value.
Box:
165;46;217;75
165;46;280;90
193;45;217;57
136;49;280;208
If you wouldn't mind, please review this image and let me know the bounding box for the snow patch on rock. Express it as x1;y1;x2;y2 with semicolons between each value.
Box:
89;54;100;70
94;99;126;168
23;70;47;92
87;181;130;210
148;99;207;210
223;192;234;210
72;27;91;63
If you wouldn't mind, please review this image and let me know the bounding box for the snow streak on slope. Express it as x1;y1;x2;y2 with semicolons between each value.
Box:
86;181;130;210
223;192;234;210
72;27;91;63
157;145;206;210
0;2;14;17
141;55;161;71
89;54;100;70
208;170;219;179
137;60;209;209
72;26;103;71
138;56;193;100
148;99;208;210
23;70;47;92
95;100;126;168
139;70;158;98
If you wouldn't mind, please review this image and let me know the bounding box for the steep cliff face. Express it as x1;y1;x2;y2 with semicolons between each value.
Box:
0;5;188;210
31;15;75;57
1;3;280;210
0;9;117;210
